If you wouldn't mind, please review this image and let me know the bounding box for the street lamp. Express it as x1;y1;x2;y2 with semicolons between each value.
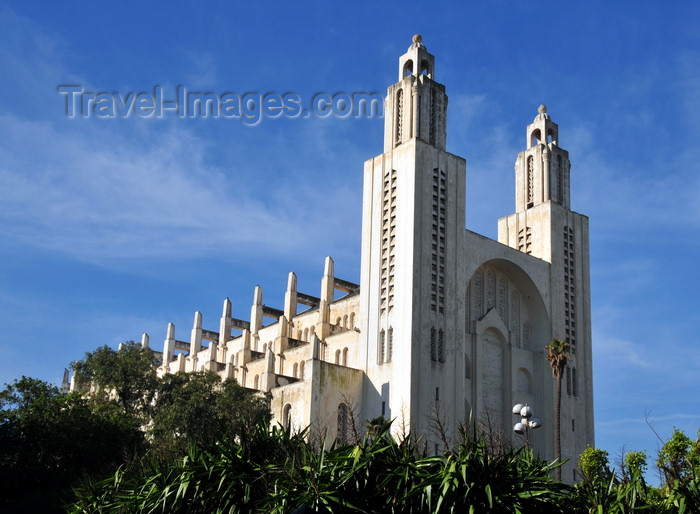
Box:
512;403;542;448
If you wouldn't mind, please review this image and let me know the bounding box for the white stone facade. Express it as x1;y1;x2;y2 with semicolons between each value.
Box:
150;36;593;482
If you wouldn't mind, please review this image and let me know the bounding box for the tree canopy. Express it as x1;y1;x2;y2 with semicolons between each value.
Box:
71;341;159;420
0;376;141;513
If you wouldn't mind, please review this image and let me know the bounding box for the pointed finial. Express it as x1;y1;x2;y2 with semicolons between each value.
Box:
324;256;334;277
538;104;547;114
222;297;232;317
287;271;297;290
253;285;263;305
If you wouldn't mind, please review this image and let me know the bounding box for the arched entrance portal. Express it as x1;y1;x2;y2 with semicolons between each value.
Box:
464;259;550;441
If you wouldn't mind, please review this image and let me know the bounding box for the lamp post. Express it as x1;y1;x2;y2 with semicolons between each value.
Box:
512;403;542;449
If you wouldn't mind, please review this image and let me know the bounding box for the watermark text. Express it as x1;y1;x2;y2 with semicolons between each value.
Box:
57;86;384;125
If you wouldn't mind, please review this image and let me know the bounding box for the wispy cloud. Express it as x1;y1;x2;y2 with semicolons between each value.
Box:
0;112;365;268
594;335;653;368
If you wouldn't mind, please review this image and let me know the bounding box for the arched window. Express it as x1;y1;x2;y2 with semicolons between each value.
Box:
262;343;267;353
402;60;413;77
395;89;403;146
253;374;259;390
337;403;350;444
387;327;393;362
335;349;341;364
282;403;292;431
336;317;342;326
530;129;541;147
379;329;386;363
342;347;348;366
299;360;305;380
349;312;355;329
343;314;348;328
303;328;308;341
527;155;534;208
293;362;298;378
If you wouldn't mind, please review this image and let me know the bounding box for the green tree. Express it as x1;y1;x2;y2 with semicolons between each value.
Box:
0;377;142;512
578;445;611;485
545;338;570;481
72;341;158;421
150;370;270;457
623;450;647;481
657;427;700;485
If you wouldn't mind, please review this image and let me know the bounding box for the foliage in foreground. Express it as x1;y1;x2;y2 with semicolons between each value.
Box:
573;435;700;513
68;419;700;513
70;418;573;514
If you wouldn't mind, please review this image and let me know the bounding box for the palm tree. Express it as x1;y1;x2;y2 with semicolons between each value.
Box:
545;338;570;480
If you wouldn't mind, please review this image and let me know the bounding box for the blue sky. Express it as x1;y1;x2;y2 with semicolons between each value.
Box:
1;1;698;479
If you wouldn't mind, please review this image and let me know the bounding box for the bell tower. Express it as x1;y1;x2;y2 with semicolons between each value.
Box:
499;107;594;470
359;35;466;438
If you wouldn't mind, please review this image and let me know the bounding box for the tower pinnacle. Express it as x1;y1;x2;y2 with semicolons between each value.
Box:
385;35;445;150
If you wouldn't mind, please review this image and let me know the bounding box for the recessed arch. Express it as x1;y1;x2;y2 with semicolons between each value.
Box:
282;403;292;430
419;59;431;77
467;258;550;347
517;367;533;393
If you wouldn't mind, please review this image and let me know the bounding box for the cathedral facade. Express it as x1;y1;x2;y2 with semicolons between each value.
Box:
153;36;593;481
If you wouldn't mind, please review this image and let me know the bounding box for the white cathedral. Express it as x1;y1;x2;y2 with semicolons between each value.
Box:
116;36;594;480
